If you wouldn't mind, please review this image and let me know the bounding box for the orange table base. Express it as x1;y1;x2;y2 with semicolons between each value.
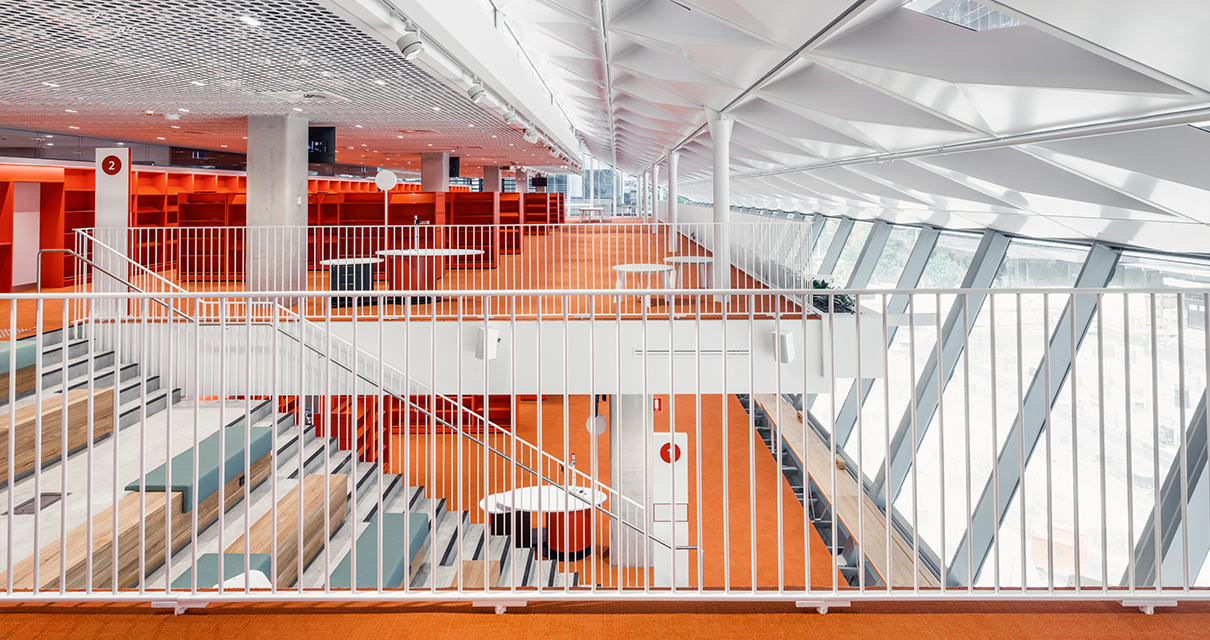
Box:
543;508;593;561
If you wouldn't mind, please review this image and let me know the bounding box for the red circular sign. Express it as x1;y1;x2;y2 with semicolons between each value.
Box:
101;155;123;176
660;443;681;464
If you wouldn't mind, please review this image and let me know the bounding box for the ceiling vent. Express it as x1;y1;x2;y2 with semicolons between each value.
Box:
261;90;350;103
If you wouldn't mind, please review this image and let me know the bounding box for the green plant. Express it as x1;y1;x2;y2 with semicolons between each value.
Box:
811;278;855;313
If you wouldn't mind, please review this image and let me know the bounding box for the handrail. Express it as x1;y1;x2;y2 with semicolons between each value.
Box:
36;248;196;324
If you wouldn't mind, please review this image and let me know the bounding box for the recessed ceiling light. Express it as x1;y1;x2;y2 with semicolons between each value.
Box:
239;15;261;26
157;137;165;140
65;109;77;113
46;143;53;146
468;124;474;128
42;82;59;87
220;144;227;148
68;126;79;129
397;135;403;138
427;143;432;146
432;106;440;111
374;80;386;85
292;107;303;112
170;125;180;129
355;125;362;128
491;135;497;138
190;81;206;86
117;142;124;145
242;136;247;139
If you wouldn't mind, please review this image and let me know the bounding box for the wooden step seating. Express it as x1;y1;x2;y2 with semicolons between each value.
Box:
447;192;500;269
0;338;43;401
498;193;525;255
0;388;115;481
0;422;274;590
220;473;348;588
329;511;430;589
461;559;501;588
170;552;272;589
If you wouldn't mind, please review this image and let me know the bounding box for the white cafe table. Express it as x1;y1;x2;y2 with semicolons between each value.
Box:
613;263;674;310
664;255;714;291
479;485;608;559
578;206;605;223
376;248;483;304
319;257;382;308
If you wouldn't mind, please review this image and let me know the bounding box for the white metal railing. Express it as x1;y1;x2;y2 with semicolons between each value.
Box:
8;276;1210;607
68;222;815;321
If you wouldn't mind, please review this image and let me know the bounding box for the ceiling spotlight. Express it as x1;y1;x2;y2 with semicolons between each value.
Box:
144;110;155;115
523;129;539;144
503;110;522;126
396;31;424;60
468;83;486;104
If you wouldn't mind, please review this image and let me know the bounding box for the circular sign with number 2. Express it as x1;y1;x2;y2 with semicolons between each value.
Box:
102;155;123;176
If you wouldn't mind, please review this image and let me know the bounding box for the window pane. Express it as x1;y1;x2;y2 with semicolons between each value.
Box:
831;221;872;286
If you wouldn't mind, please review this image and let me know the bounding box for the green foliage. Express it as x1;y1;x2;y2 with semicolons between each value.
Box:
811;278;855;314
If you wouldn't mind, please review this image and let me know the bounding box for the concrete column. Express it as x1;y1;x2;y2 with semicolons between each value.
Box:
482;165;502;192
246;114;308;294
706;109;733;296
610;394;653;568
420;151;449;192
516;169;529;193
667;152;678;252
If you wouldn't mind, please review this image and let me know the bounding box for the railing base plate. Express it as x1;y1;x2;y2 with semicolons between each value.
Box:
475;600;528;614
151;597;209;615
1122;599;1176;615
796;600;849;614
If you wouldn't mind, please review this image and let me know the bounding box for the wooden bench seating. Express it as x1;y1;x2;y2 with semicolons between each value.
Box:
222;474;348;588
0;447;272;590
0;388;115;482
125;424;274;511
329;512;430;589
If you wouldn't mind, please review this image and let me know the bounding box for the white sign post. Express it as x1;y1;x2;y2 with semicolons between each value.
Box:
652;431;688;587
94;148;131;318
375;170;398;223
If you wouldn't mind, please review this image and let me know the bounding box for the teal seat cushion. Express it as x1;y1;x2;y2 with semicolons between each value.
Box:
330;512;430;589
0;338;39;375
126;424;273;512
171;553;273;589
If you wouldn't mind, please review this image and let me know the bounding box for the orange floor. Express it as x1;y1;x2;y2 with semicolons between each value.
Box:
384;393;840;591
3;599;1209;639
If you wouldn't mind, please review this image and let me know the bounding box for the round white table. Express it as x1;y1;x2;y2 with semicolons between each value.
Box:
377;248;483;304
320;257;383;308
479;485;608;558
664;255;714;290
613;263;674;310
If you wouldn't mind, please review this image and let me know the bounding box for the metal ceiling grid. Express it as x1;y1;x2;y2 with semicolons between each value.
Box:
0;0;570;174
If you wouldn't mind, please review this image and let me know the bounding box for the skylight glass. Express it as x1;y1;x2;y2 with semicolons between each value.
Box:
904;0;1021;31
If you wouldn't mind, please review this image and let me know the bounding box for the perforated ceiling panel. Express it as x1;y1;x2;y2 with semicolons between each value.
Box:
0;0;569;175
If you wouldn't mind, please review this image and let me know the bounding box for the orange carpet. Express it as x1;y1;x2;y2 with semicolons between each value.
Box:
3;599;1209;639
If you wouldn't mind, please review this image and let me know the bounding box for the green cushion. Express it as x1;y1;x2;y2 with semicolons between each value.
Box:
171;553;272;589
126;425;273;512
0;339;39;375
329;512;430;590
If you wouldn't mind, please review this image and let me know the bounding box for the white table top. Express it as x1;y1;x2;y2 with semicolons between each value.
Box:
664;256;713;265
479;485;608;514
320;258;382;266
377;248;484;257
613;263;674;274
579;207;605;212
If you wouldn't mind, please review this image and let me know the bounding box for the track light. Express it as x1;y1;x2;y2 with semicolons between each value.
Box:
503;110;522;125
396;31;424;60
468;83;486;104
523;129;539;144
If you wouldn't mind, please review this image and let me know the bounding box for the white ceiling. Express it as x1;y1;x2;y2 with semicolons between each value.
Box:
0;0;574;176
492;0;1210;254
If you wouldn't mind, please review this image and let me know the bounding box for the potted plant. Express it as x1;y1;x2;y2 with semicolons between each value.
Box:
811;278;854;313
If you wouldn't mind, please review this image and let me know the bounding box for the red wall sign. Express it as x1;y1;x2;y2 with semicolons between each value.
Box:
653;397;663;414
101;155;123;176
660;442;681;464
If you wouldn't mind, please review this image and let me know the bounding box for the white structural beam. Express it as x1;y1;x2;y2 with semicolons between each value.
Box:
707;108;734;296
870;230;1012;510
946;243;1122;586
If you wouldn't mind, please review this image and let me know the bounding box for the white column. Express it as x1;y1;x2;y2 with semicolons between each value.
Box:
93;147;131;317
516;168;529;193
586;160;594;206
706;108;732;297
482;165;502;192
651;163;660;219
667;152;678;252
420;151;449;192
610;394;653;568
246;114;308;294
639;171;647;219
